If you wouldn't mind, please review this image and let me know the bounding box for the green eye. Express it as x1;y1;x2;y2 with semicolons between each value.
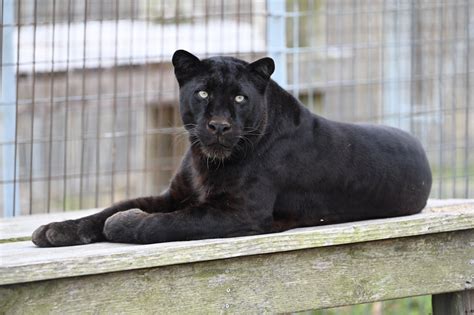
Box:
198;91;208;99
235;95;245;103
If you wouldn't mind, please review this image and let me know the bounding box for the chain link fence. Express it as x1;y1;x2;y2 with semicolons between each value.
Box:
1;0;473;216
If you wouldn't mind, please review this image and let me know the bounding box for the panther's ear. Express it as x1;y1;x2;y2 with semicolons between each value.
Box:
172;50;202;86
247;57;275;80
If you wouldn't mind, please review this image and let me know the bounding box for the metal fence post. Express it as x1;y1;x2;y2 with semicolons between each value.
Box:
1;0;20;217
383;1;411;131
266;0;287;88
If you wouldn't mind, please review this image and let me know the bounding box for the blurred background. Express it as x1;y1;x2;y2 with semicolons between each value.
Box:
0;0;472;313
1;0;472;218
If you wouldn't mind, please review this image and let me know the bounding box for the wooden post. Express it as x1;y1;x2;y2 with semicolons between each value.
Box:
432;290;474;315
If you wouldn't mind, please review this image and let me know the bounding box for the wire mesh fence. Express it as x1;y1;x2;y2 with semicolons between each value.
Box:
1;0;472;217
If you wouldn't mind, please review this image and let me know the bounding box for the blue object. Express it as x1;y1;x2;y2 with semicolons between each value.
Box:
1;0;20;217
266;0;287;88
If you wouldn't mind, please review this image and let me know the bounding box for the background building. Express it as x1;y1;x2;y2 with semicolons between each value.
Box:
1;0;473;216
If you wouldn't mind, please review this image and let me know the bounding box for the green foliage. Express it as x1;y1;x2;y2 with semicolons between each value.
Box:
302;295;432;315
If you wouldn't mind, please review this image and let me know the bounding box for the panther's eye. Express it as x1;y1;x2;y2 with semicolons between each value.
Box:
198;91;208;99
235;95;246;103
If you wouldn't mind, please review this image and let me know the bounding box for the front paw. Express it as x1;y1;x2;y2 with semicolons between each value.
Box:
103;209;148;243
32;219;102;247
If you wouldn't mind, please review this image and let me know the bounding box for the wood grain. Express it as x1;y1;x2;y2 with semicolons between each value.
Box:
1;201;473;285
1;230;473;314
432;290;474;315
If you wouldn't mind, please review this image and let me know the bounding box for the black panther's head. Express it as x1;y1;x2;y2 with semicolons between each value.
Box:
172;50;275;161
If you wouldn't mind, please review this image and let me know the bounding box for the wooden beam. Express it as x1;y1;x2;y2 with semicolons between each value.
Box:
432;290;474;315
1;199;472;244
1;205;474;285
1;230;473;314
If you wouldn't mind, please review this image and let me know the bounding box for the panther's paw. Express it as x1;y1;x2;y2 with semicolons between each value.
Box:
103;209;148;243
32;219;101;247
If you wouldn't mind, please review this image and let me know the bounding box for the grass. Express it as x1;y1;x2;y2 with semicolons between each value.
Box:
302;295;432;315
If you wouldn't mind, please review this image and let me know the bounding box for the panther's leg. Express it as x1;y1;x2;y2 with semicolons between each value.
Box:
103;203;273;244
32;168;196;247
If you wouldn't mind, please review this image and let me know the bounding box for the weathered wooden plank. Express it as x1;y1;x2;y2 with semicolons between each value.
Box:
432;290;474;315
426;199;474;212
0;199;471;243
1;205;474;286
0;209;99;243
1;230;473;314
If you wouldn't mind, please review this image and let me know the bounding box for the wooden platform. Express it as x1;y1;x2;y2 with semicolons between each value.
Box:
1;199;473;314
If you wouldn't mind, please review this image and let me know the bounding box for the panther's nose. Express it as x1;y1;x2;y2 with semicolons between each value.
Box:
207;119;232;135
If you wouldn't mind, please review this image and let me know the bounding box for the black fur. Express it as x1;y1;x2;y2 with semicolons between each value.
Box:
32;50;432;246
